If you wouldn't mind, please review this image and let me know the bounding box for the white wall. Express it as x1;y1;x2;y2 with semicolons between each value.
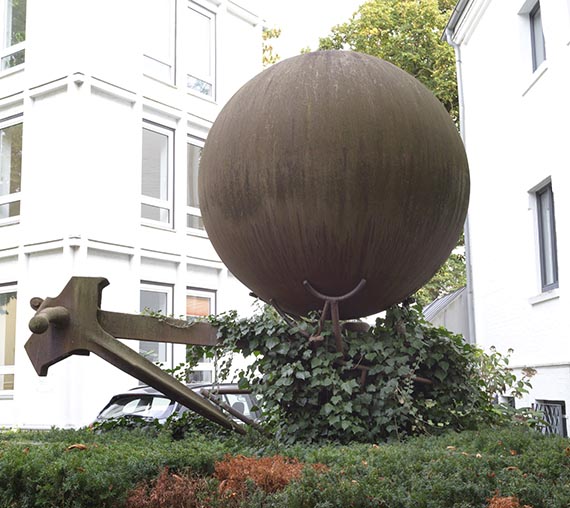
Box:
450;0;570;411
0;0;262;428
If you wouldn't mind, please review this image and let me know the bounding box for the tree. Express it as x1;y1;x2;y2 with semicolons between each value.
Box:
319;0;457;121
262;27;281;67
319;0;465;305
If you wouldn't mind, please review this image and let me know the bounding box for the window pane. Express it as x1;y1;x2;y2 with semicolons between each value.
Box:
1;48;24;69
531;4;546;70
140;289;169;363
141;203;170;223
187;370;212;382
187;143;201;208
187;214;204;230
186;295;211;317
188;6;214;97
538;190;555;285
0;200;19;219
1;373;14;390
2;0;26;49
143;0;174;82
0;123;22;197
187;75;213;96
142;128;169;200
0;292;17;383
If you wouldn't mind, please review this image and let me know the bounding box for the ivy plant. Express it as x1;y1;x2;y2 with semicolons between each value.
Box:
183;303;535;444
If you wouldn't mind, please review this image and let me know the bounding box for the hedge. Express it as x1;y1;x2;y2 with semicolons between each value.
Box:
1;426;569;507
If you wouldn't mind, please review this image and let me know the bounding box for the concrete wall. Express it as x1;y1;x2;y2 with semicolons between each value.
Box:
0;0;262;428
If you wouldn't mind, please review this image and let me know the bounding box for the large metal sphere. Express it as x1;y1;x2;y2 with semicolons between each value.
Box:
199;51;469;319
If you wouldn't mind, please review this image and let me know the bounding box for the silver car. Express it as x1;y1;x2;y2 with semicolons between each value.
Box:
95;382;260;425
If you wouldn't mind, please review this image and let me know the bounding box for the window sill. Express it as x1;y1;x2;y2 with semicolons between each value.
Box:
522;62;548;96
187;228;208;238
0;218;20;227
141;222;176;233
529;287;559;306
0;63;24;79
186;89;217;104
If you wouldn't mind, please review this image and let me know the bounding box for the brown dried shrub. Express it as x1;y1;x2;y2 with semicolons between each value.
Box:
214;454;326;497
125;467;217;508
487;493;533;508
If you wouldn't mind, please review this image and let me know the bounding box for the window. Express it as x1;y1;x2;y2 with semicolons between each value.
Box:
187;3;216;98
141;122;174;227
533;400;567;437
142;0;175;83
530;2;546;71
186;288;216;380
0;0;26;71
535;182;558;291
139;283;173;364
0;285;16;394
0;118;22;224
187;139;205;231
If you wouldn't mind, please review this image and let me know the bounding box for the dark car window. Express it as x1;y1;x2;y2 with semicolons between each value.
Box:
98;395;175;420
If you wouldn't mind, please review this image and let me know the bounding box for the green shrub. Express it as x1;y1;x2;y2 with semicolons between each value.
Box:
203;303;534;443
2;426;568;508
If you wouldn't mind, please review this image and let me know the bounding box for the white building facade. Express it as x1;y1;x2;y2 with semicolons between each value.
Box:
0;0;262;428
446;0;570;434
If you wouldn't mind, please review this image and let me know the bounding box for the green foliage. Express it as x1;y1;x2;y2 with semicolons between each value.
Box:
207;303;534;444
318;0;458;122
2;427;570;507
262;27;281;67
414;252;466;307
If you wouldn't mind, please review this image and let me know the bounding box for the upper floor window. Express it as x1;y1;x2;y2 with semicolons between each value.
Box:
0;0;25;71
0;285;16;394
142;0;175;84
187;3;216;98
141;122;174;228
187;139;205;231
0;118;22;224
530;2;546;71
535;182;558;291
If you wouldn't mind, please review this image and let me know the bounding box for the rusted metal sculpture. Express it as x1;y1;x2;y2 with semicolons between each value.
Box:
199;51;470;320
25;277;245;434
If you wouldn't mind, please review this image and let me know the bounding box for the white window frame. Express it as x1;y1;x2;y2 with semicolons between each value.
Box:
139;282;174;367
0;0;26;73
186;2;216;100
0;115;22;226
0;283;16;399
142;0;176;84
186;287;216;379
187;137;206;234
141;121;174;228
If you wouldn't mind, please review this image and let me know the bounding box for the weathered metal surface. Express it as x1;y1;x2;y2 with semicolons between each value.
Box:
199;50;470;319
98;311;218;346
25;277;243;433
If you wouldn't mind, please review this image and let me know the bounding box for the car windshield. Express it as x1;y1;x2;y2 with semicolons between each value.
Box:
225;393;259;419
98;394;175;420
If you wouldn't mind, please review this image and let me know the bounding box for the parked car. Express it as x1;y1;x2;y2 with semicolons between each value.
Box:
94;382;260;425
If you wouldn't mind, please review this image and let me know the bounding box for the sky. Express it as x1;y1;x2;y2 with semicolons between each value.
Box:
259;0;364;59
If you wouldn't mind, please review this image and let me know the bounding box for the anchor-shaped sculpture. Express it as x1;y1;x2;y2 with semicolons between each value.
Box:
25;277;246;433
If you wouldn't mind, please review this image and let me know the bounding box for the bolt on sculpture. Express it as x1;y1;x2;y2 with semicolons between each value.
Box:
26;51;469;431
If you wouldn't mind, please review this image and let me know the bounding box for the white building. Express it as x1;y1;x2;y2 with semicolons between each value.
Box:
0;0;262;428
446;0;570;435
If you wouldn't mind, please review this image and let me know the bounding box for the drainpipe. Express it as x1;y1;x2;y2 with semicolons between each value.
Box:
445;27;477;345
